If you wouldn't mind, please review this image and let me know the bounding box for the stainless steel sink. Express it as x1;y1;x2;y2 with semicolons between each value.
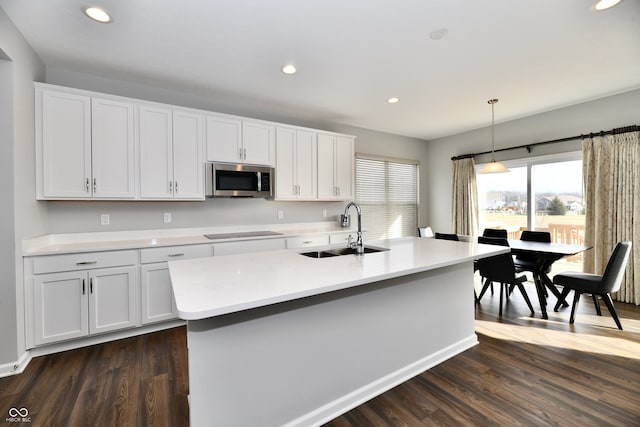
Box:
300;246;389;258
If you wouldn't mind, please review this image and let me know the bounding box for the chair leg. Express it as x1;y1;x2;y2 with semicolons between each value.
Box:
499;282;504;317
601;294;623;330
592;294;602;316
478;278;492;301
516;282;535;316
569;291;581;324
554;288;571;312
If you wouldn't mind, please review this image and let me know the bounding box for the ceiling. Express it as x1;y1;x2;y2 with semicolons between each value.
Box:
2;0;639;140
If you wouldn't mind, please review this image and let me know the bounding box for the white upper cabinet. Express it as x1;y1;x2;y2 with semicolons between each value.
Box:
317;133;355;200
139;105;173;198
140;105;204;200
242;121;275;166
205;115;242;163
206;115;275;166
275;127;317;200
91;98;136;198
172;110;205;199
38;89;92;199
37;87;136;199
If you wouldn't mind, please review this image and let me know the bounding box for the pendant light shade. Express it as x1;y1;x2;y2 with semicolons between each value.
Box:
479;98;510;174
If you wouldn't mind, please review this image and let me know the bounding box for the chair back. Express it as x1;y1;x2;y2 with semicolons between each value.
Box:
483;228;508;238
600;241;632;293
418;227;434;238
477;236;516;283
435;232;459;241
520;230;551;243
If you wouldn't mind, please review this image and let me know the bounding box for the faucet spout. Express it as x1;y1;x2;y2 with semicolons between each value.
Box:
342;201;364;255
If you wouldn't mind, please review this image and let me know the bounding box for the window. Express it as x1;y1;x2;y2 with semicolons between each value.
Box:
476;152;584;272
355;155;419;240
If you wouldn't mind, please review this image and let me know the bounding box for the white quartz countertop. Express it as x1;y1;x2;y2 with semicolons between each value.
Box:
168;237;509;320
22;222;358;256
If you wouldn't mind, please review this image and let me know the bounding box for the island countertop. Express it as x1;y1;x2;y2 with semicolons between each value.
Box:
168;236;508;320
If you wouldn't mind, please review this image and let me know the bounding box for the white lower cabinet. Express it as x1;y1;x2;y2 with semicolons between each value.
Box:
286;235;330;249
32;266;136;346
139;244;213;324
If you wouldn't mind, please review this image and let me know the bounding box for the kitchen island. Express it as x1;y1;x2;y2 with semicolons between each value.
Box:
169;237;507;427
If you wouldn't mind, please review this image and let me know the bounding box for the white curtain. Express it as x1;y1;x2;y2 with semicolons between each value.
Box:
583;128;639;305
451;157;479;236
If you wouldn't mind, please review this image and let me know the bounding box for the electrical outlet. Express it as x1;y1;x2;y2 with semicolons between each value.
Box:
277;210;284;220
322;209;327;218
100;214;110;225
164;213;172;223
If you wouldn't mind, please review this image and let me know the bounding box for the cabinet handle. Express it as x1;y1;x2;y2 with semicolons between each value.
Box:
93;178;97;193
337;187;341;196
85;178;90;192
238;147;243;160
90;277;93;294
174;181;178;194
82;279;85;295
76;261;97;265
302;240;312;244
243;148;247;160
169;181;173;194
168;253;185;257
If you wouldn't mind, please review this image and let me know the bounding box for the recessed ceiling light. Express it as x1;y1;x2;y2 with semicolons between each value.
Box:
429;28;448;40
594;0;623;10
281;64;297;75
387;97;399;104
83;6;112;23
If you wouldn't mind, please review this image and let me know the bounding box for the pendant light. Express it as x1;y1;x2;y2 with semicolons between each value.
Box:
479;98;510;174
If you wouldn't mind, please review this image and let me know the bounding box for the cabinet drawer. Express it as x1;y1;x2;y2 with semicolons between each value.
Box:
33;250;137;274
214;238;286;256
140;244;213;264
286;235;330;249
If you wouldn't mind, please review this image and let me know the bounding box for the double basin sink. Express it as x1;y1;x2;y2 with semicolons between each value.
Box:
301;246;389;258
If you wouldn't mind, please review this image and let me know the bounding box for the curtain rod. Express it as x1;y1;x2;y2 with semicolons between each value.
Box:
450;124;639;161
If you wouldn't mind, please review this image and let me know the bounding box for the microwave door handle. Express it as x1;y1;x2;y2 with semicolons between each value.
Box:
257;172;262;192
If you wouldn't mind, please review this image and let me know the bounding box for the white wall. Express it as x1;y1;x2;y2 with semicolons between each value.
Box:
426;89;640;233
0;8;46;366
44;67;431;233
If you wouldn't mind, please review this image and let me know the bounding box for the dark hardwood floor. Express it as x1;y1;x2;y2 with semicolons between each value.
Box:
1;281;639;426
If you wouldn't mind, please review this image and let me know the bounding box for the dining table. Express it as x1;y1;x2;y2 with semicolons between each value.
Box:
507;239;592;319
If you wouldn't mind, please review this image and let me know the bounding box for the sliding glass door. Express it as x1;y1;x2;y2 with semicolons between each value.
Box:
477;153;584;272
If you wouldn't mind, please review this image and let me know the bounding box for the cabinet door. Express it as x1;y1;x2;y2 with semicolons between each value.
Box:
140;263;177;324
140;105;173;198
317;133;337;199
275;127;297;199
91;98;136;198
173;110;204;199
33;271;88;346
243;121;275;166
296;130;317;199
89;266;137;334
206;115;242;163
40;89;92;198
335;136;354;200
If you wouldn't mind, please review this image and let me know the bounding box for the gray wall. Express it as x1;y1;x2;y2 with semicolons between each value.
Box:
426;89;640;233
44;67;431;233
0;7;46;366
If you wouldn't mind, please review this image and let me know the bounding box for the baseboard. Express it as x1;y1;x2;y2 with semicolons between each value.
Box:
0;351;32;379
286;334;479;427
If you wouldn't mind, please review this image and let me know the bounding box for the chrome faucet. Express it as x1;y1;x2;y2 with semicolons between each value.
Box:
342;201;364;255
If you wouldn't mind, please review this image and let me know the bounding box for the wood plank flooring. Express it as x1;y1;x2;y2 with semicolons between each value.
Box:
1;281;639;426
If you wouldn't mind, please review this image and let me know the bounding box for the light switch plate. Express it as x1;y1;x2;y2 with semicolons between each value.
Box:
164;213;172;223
100;214;110;225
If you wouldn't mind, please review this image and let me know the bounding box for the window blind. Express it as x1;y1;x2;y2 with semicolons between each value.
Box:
355;155;419;240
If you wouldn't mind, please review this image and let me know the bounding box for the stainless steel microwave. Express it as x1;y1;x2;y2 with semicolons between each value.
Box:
205;162;274;198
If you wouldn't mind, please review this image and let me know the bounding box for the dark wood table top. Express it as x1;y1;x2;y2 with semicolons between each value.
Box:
507;240;591;257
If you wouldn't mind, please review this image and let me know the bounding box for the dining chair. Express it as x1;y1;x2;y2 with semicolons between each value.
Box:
476;236;535;316
434;232;459;241
552;241;632;330
514;230;552;294
418;226;434;238
482;228;508;238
